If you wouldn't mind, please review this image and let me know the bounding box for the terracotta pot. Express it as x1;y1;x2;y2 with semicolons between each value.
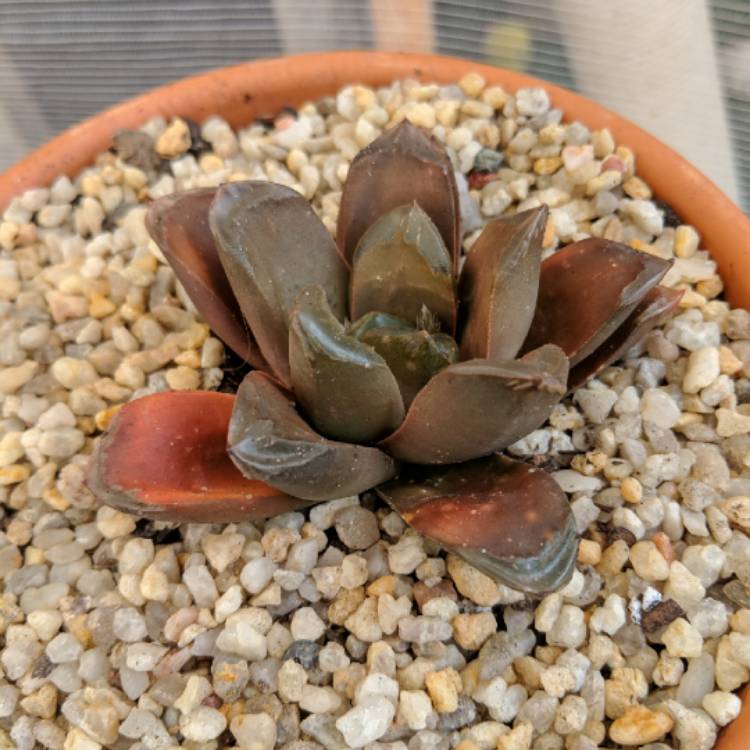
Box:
0;50;748;747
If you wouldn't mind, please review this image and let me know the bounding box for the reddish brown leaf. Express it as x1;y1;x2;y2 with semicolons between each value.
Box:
568;286;683;391
337;121;461;274
377;455;578;593
146;189;265;367
458;206;548;361
379;344;568;464
229;371;397;501
522;239;672;365
210;181;348;387
86;391;310;522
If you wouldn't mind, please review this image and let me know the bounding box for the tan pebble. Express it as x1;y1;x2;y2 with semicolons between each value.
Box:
454;741;480;750
651;531;676;563
447;554;500;606
609;705;673;745
0;360;39;394
718;496;750;533
542;216;556;248
578;539;601;565
623;176;652;200
534;157;562;176
0;465;30;485
730;609;750;634
88;292;116;319
199;153;224;173
43;487;70;511
674;225;700;258
155;118;191;158
716;408;750;437
425;668;461;713
696;275;723;299
164;366;201;391
174;349;201;368
597;539;629;577
662;617;703;658
366;575;396;596
481;85;508;109
451;612;496;651
95;405;122;432
620;476;643;504
719;345;743;375
586;170;622;196
592;128;615;157
458;72;485;98
496;720;532;750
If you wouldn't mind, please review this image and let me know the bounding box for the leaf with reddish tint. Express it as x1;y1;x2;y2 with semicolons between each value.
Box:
146;189;265;367
522;239;672;365
379;344;569;464
86;391;310;523
377;455;578;593
349;203;456;331
458;206;548;361
228;371;397;501
289;286;405;443
209;181;348;387
337;121;461;273
568;286;683;391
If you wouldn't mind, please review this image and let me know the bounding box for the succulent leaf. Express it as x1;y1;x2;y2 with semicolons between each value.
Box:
289;286;406;443
349;203;457;331
568;285;683;391
357;325;459;407
337;121;461;273
209;180;348;387
228;371;397;501
522;238;672;365
379;344;569;464
146;188;265;367
458;206;548;361
376;455;578;593
347;311;413;339
85;391;310;522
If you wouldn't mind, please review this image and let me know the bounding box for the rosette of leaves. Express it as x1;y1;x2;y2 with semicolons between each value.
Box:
87;122;680;593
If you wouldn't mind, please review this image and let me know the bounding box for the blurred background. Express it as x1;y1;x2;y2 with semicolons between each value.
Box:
1;0;749;213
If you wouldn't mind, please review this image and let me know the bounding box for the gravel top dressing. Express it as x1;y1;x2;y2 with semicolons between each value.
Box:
0;72;749;750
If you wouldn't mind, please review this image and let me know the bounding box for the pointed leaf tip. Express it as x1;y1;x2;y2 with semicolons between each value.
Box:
349;203;457;331
86;391;310;523
229;371;397;501
523;238;672;365
145;188;264;367
568;285;683;391
377;455;578;593
338;121;461;274
209;180;348;387
459;205;548;361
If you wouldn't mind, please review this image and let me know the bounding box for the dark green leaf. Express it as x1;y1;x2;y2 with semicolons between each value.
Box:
146;188;265;367
349;203;456;330
337;121;461;274
347;311;413;339
379;344;569;464
228;371;397;501
289;286;405;443
458;206;548;360
209;181;348;387
522;239;672;365
358;326;459;407
377;455;578;594
568;286;683;391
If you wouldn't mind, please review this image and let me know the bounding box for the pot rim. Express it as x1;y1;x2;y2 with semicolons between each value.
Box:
1;51;749;309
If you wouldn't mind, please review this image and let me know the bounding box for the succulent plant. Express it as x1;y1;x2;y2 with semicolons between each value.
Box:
87;121;681;593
